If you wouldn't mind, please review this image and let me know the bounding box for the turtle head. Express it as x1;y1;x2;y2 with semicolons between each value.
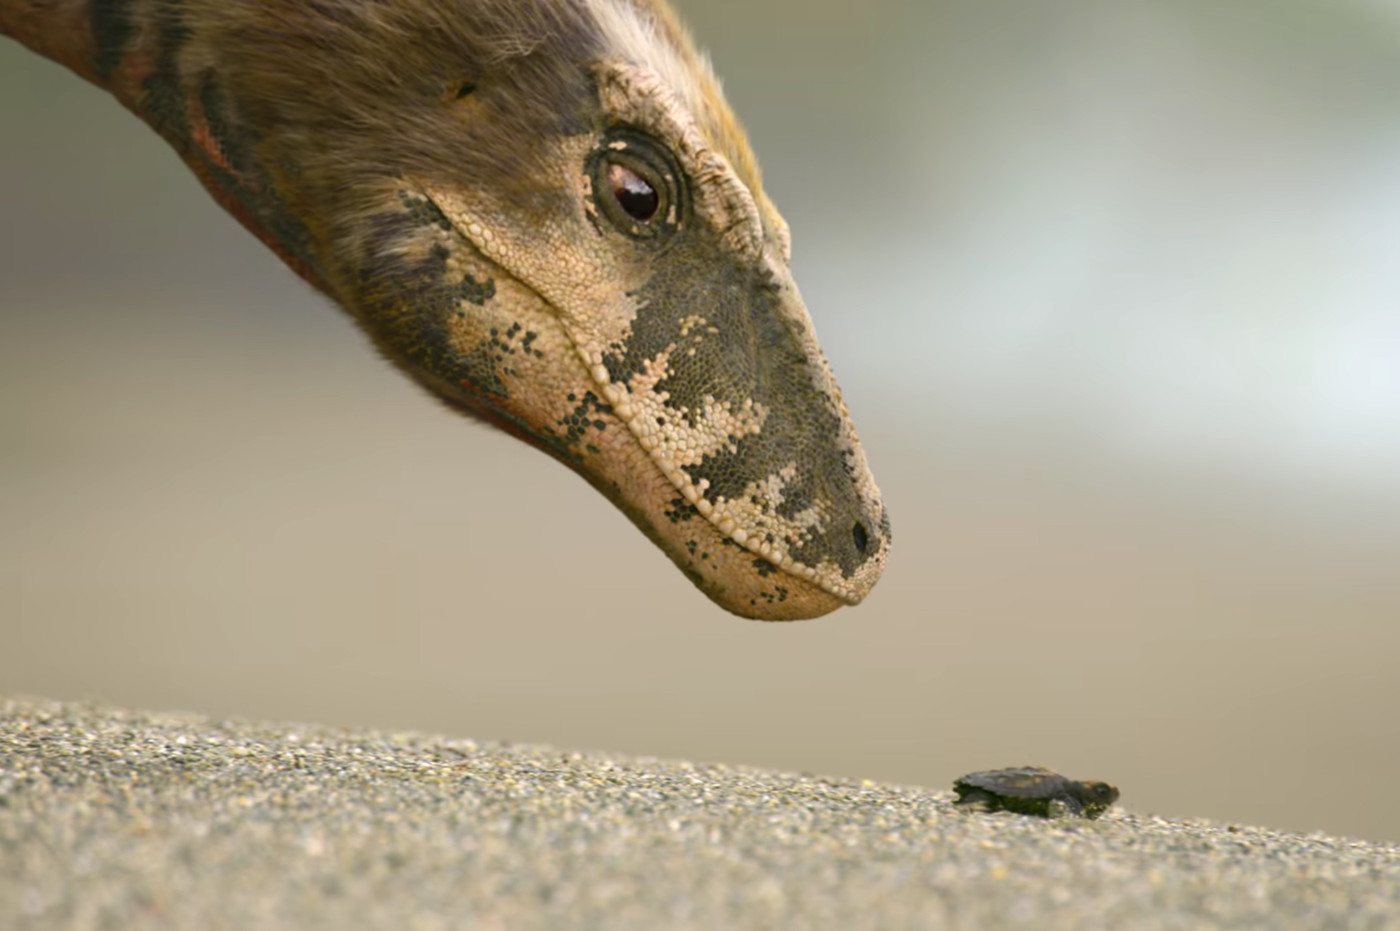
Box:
1076;780;1120;818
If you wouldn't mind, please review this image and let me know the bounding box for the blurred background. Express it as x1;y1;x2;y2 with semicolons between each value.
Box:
3;0;1398;843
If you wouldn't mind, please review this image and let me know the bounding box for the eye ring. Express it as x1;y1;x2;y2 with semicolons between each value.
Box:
590;130;685;241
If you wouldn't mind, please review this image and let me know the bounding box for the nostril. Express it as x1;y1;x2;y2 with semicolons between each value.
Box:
852;521;870;554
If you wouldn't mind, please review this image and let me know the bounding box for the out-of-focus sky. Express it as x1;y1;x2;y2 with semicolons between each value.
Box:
3;0;1398;842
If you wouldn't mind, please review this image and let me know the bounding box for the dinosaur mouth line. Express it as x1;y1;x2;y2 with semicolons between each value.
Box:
566;340;862;607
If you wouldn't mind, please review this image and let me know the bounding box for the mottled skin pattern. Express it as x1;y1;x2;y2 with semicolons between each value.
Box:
1;0;890;619
954;767;1121;820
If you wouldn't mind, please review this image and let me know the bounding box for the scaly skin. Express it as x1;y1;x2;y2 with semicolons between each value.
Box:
1;0;890;619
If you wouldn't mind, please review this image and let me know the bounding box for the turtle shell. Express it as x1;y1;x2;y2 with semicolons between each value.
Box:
953;766;1119;819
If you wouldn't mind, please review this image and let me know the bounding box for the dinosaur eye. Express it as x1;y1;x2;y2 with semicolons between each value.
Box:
591;131;685;241
608;163;660;222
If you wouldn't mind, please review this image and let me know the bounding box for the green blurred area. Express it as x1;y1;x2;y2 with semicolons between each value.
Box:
3;0;1399;844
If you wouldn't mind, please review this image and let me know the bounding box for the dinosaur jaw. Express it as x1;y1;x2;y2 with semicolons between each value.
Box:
361;191;854;620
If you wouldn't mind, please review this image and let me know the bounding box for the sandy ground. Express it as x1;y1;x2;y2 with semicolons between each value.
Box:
2;697;1397;930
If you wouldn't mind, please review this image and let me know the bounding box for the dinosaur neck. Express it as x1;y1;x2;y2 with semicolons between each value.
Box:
1;0;103;86
2;0;329;293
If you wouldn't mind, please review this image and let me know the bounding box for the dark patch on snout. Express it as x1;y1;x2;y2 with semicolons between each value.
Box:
603;232;885;579
358;199;505;399
557;391;613;451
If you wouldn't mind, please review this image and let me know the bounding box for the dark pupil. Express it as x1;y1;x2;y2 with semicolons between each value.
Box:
609;163;660;222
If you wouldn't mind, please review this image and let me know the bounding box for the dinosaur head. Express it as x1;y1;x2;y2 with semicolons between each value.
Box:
174;0;890;619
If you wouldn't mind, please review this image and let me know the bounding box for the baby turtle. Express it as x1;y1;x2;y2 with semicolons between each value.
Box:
953;766;1119;819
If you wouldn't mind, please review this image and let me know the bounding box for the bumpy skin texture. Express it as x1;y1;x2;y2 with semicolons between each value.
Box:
1;0;890;620
953;767;1121;820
